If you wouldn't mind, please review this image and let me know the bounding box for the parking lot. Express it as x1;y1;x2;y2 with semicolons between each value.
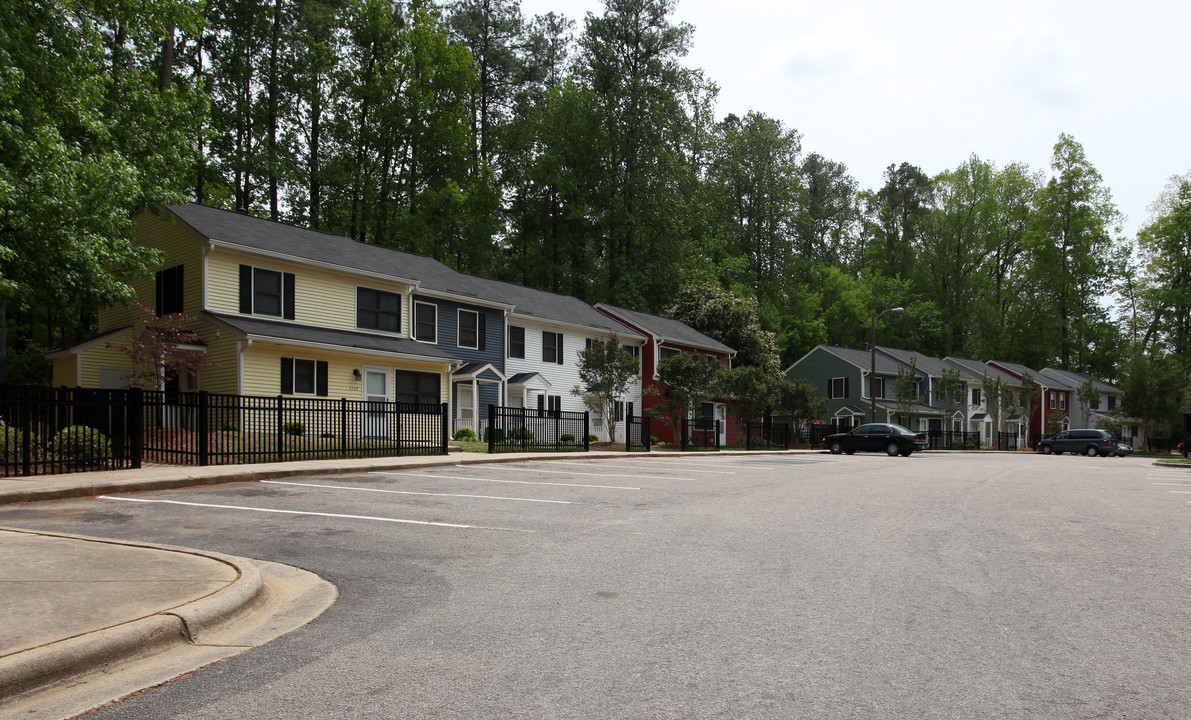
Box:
3;451;1190;719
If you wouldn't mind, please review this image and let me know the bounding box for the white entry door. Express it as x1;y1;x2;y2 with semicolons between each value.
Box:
363;368;389;438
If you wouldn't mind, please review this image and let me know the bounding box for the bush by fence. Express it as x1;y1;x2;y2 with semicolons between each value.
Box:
0;385;448;476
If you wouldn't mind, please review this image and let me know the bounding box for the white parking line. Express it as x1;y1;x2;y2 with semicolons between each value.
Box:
460;465;681;481
99;496;533;532
633;460;772;471
1152;483;1191;486
262;480;572;504
533;460;735;475
371;471;641;490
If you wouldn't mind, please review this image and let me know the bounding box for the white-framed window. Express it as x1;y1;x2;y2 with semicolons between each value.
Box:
414;301;437;343
829;377;848;399
356;286;402;333
458;309;480;349
1049;391;1056;409
1059;393;1067;410
281;357;328;396
972;388;982;406
542;331;564;364
659;346;680;360
508;326;525;359
872;377;885;399
240;265;295;319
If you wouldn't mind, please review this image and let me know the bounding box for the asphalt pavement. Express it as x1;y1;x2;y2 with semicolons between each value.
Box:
0;448;814;719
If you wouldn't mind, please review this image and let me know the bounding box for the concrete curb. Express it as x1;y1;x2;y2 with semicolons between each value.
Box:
0;449;822;506
0;529;266;707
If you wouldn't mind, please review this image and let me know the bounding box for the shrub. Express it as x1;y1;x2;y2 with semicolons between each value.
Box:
0;426;29;461
219;420;240;432
281;421;306;437
586;434;598;443
508;427;534;442
454;427;478;442
50;426;110;460
561;433;576;443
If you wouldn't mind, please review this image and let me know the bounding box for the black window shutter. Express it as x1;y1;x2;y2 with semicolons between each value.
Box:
239;265;253;313
556;333;564;364
155;271;165;317
283;273;296;319
280;358;294;394
478;313;486;350
316;361;328;397
844;377;850;398
542;331;552;363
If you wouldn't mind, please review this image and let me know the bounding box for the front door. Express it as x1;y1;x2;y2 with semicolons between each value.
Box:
363;368;389;438
458;385;474;430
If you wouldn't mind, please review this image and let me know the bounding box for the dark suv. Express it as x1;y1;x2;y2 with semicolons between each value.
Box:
1037;429;1115;457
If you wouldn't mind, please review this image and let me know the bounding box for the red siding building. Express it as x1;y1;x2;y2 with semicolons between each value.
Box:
595;304;737;446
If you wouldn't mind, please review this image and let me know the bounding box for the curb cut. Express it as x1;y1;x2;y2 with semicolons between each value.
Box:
0;528;266;708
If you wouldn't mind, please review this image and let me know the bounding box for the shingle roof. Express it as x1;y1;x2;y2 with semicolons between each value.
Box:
877;347;951;377
595;304;735;355
944;357;1021;386
1039;367;1120;394
204;312;459;363
167;204;647;338
823;345;906;376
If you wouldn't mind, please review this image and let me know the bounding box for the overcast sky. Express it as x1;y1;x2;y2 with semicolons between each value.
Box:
517;0;1190;238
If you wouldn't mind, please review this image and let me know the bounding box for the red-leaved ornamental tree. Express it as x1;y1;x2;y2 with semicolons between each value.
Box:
107;301;218;390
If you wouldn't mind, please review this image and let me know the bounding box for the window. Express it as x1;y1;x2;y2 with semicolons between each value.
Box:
414;302;437;343
508;326;525;359
1107;395;1116;410
1059;393;1067;410
156;265;184;316
356;287;401;332
971;388;981;406
872;377;885;399
280;357;328;396
614;400;625;422
537;394;561;415
396;371;440;405
622;344;640;359
706;354;719;367
240;265;295;319
458;309;480;349
660;347;680;360
829;377;849;399
1048;391;1056;409
585;338;595;351
542;331;564;364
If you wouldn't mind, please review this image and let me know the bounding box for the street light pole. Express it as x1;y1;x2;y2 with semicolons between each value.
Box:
870;307;904;425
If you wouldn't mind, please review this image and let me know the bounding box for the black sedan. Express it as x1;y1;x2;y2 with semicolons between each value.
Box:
822;423;928;457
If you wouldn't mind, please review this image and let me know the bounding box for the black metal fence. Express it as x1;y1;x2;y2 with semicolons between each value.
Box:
743;420;791;450
679;417;720;451
0;385;448;476
486;405;590;453
926;429;982;450
996;432;1020;451
626;414;651;452
0;385;140;476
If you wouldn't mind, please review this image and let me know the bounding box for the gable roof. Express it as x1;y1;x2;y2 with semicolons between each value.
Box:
595;304;735;355
1039;368;1120;395
944;357;1021;386
467;279;645;340
877;346;951;377
820;345;907;376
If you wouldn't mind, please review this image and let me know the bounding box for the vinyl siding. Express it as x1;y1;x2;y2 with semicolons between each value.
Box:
786;346;867;422
207;249;414;335
99;211;205;332
504;318;643;441
241;342;450;404
52;356;79;387
79;338;135;388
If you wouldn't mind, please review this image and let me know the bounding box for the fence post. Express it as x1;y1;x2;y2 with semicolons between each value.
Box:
745;421;753;451
198;390;209;466
440;402;448;455
340;397;347;457
644;415;651;452
20;387;32;476
583;412;590;451
487;404;496;453
128;388;143;469
715;419;721;450
276;395;284;462
522;407;529;452
680;417;688;452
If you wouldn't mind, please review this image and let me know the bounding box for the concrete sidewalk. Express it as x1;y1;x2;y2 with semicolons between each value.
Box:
0;448;814;718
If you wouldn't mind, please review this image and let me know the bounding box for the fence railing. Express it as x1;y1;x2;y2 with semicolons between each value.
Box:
486;405;590;453
679;417;720;451
926;429;981;450
626;414;651;452
996;432;1020;451
0;385;448;476
743;420;791;450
